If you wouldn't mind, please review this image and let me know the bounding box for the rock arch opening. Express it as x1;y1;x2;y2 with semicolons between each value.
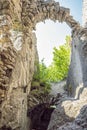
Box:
26;0;87;99
26;0;81;93
25;1;87;129
28;18;72;130
22;0;81;33
35;19;71;66
23;0;81;91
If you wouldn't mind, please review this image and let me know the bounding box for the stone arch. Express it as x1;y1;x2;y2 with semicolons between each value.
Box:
22;0;85;98
22;0;87;98
22;0;81;34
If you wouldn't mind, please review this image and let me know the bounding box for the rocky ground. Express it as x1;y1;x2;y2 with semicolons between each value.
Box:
27;81;64;130
27;81;87;130
59;104;87;130
50;80;66;96
47;85;87;130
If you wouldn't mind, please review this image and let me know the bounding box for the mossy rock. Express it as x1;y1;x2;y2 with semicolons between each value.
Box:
30;89;40;96
31;81;40;90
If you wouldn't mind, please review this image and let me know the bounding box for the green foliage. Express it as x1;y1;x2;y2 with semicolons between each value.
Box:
31;81;40;89
39;59;51;93
39;59;49;82
32;59;51;94
33;62;40;81
32;35;71;91
47;35;71;82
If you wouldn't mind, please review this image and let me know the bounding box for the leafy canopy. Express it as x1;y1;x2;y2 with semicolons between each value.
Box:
33;35;71;84
43;35;71;82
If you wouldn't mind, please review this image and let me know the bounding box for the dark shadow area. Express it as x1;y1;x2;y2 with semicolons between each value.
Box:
0;125;12;130
27;103;55;130
75;86;84;100
27;93;74;130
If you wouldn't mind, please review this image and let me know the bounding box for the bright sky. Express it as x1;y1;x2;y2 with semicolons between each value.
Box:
35;0;82;66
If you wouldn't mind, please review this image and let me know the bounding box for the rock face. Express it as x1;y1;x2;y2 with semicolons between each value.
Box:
82;0;87;27
0;0;87;130
47;88;87;130
0;1;37;130
67;31;87;97
50;80;66;96
58;105;87;130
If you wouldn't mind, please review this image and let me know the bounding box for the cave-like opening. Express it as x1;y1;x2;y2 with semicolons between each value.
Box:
28;20;72;130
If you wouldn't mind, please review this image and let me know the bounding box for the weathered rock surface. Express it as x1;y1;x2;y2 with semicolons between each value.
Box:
47;88;87;130
50;80;66;96
83;0;87;27
58;105;87;130
47;104;74;130
0;1;36;129
0;0;87;130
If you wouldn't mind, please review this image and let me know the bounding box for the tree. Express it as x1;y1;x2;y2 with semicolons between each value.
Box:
33;36;71;83
48;36;71;82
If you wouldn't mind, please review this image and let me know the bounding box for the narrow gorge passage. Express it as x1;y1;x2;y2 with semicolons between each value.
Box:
28;80;87;130
27;81;69;130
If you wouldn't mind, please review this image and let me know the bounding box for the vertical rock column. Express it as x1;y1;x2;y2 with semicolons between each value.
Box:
82;0;87;27
0;0;16;111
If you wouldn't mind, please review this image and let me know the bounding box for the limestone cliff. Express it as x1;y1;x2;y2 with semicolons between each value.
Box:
0;1;37;129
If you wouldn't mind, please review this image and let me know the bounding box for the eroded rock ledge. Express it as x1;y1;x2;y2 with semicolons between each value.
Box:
57;105;87;130
48;88;87;130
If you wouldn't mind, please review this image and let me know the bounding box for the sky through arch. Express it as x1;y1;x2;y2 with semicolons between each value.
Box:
35;0;82;66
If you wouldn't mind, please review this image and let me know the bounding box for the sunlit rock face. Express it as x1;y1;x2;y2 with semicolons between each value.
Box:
0;1;36;130
47;88;87;130
67;29;87;98
0;0;87;130
82;0;87;27
58;105;87;130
